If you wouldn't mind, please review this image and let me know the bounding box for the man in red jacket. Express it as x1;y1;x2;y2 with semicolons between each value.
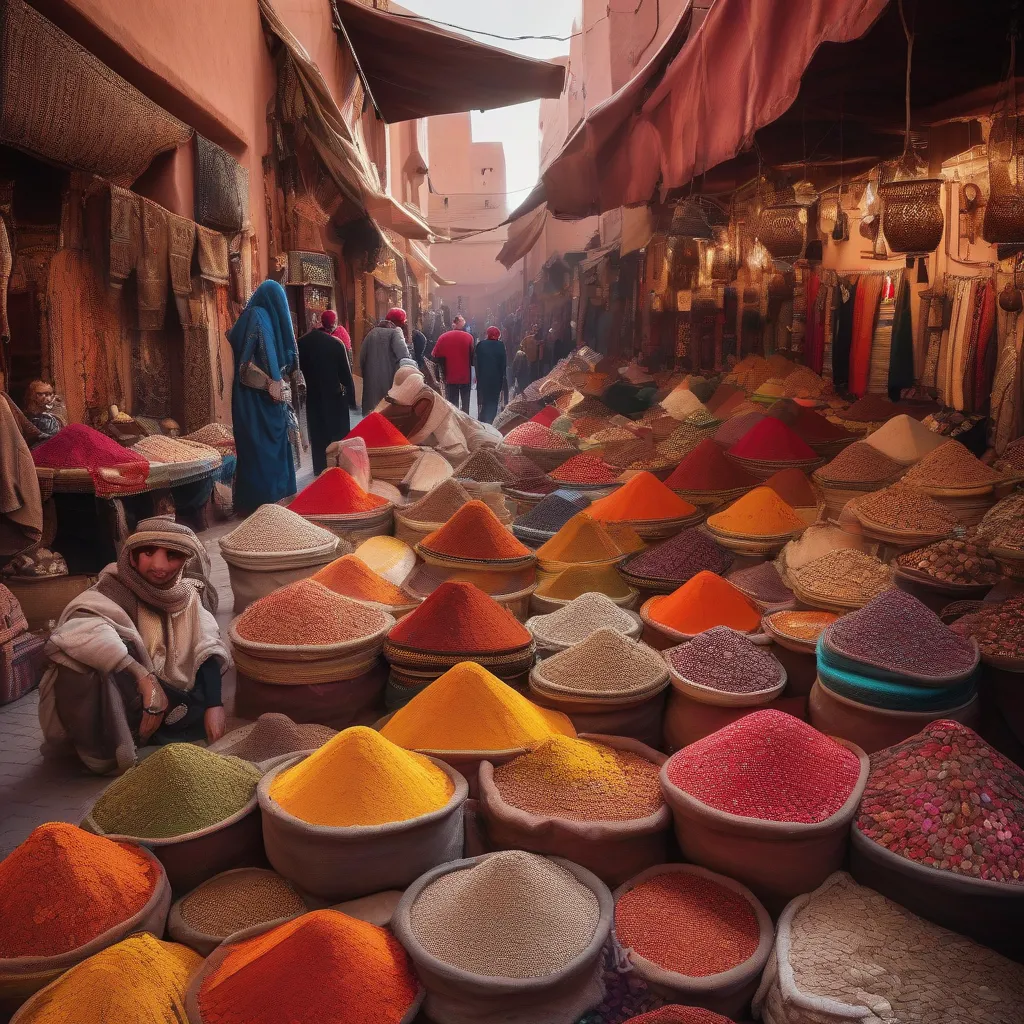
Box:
431;314;475;413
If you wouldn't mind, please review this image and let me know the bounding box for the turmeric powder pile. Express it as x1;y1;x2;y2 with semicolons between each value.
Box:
269;726;454;826
381;662;576;752
15;934;200;1024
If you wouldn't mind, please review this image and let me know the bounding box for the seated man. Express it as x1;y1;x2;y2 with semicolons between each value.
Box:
38;519;229;775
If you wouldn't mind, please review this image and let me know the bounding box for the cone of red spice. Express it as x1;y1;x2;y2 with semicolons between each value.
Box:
387;581;532;654
841;394;903;423
705;383;744;414
549;453;621;486
664;708;864;823
769;401;854;444
663;438;759;496
32;423;150;494
344;413;411;449
727;417;819;464
417;500;534;567
713;411;765;449
289;468;388;515
530;406;561;427
763;468;818;509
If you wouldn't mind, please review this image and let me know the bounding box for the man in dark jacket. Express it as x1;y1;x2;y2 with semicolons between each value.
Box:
297;319;357;475
474;326;508;424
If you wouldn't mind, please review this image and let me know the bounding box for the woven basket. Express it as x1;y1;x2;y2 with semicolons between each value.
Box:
983;113;1024;244
2;574;94;631
0;848;170;1015
757;204;810;260
613;864;774;1019
878;178;944;254
478;734;670;886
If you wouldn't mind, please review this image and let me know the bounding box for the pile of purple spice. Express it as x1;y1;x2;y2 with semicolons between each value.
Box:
824;590;977;678
623;528;733;584
727;562;794;606
665;627;783;694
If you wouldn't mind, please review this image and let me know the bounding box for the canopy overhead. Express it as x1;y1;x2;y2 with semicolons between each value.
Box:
335;0;566;123
496;202;549;269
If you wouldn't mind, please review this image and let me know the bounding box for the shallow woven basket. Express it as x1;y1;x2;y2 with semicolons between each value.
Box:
704;523;803;556
592;510;705;542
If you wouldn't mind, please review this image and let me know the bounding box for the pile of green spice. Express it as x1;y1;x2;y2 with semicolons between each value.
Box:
855;720;1024;883
493;735;663;822
615;871;761;977
665;627;783;694
90;744;261;839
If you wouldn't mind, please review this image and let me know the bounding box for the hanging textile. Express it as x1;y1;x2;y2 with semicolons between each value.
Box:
867;293;896;397
108;186;140;289
137;200;169;331
167;214;196;298
46;250;128;424
0;0;191;184
945;278;978;411
182;276;215;434
832;279;856;390
849;274;884;397
196;226;230;284
888;277;915;401
287;250;334;287
0;217;10;339
791;265;807;354
967;279;997;413
194;135;249;233
804;270;821;372
991;279;1024;451
921;288;945;393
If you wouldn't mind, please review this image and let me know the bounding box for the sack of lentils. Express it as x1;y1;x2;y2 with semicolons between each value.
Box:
167;868;307;956
186;909;424;1024
82;744;264;894
258;727;467;902
613;865;773;1019
849;719;1024;962
660;710;869;914
392;850;612;1024
0;823;171;1013
478;734;670;886
752;872;1024;1024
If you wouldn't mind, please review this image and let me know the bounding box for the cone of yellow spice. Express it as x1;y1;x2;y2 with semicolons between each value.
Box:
268;727;455;827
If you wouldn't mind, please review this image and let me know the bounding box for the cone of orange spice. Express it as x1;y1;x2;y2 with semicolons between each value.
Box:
312;555;418;613
416;500;535;569
642;570;762;640
587;472;699;539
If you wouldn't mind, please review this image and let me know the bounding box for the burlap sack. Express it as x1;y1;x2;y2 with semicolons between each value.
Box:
166;867;306;956
258;754;468;902
0;847;171;1015
662;688;809;752
225;558;334;613
478;735;671;886
184;914;425;1024
82;794;265;896
612;865;773;1019
530;688;667;750
659;739;869;916
391;853;612;1024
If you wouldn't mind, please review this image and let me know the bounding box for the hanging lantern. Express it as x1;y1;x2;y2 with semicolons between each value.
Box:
757;203;814;260
878;178;944;254
669;199;715;240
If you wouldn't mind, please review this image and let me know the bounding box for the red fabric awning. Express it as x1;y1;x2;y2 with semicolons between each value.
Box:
336;1;566;123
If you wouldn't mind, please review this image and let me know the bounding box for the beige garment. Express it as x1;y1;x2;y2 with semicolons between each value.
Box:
0;393;43;556
136;597;207;691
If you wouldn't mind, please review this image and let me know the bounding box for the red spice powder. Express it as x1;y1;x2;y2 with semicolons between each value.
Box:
588;472;696;522
763;468;817;508
344;413;409;448
727;418;818;462
785;405;853;442
550;453;621;485
705;383;744;414
32;424;150;494
505;421;574;449
623;1008;735;1024
531;406;561;427
615;871;760;978
199;910;418;1024
663;438;760;492
388;580;532;652
665;709;862;823
289;468;388;515
420;500;532;561
647;571;761;634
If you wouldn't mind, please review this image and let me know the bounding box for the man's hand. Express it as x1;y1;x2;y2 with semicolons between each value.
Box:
136;672;167;742
204;706;227;744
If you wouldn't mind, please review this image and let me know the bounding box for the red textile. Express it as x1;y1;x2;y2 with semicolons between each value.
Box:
972;280;997;412
332;325;352;351
849;275;884;398
432;330;474;385
805;272;823;374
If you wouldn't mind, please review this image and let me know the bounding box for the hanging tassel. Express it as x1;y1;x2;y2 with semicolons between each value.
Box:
917;256;929;284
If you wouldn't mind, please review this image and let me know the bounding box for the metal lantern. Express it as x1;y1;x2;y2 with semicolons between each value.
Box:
878;178;944;254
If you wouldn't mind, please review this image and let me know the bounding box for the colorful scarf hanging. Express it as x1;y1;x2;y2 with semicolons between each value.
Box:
849;274;884;397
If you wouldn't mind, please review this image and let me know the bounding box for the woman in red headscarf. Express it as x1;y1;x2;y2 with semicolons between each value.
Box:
320;310;352;352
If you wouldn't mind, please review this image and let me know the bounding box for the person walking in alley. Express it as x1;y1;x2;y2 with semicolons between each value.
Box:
475;326;508;424
320;309;352;352
297;312;358;475
511;342;532;397
359;308;413;415
522;324;541;381
227;280;298;515
432;314;475;413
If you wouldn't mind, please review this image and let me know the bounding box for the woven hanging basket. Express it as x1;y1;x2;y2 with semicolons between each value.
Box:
983;112;1024;244
757;204;811;260
878;178;944;254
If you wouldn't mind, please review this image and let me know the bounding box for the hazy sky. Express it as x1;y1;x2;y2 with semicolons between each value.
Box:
400;0;578;198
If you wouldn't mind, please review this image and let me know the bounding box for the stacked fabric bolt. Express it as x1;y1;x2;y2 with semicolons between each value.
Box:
789;548;894;612
512;489;592;545
812;591;980;744
381;662;575;754
288;467;393;540
85;744;260;840
344;413;419;483
705;486;806;555
228;580;395;715
585;472;700;540
382;582;537;705
619;528;733;595
415;500;535;571
663;438;760;507
312;555;420;616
